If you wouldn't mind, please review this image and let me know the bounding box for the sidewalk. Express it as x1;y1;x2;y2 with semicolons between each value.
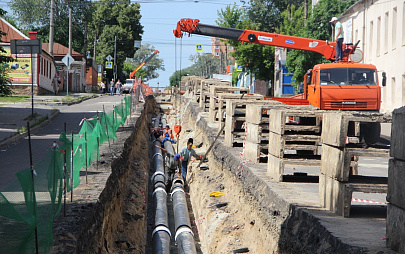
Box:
0;93;101;150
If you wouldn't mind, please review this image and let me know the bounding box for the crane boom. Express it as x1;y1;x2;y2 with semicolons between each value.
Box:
173;19;359;61
129;50;159;79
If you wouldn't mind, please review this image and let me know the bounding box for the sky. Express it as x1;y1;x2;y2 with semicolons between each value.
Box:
0;0;243;87
139;0;243;87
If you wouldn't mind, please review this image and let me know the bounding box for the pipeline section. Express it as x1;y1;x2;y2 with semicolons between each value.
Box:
151;114;170;253
151;111;197;254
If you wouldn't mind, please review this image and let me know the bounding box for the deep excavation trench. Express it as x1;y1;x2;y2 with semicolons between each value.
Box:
54;95;353;253
59;95;278;254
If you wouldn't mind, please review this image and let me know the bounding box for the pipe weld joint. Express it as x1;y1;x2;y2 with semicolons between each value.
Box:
152;225;171;238
171;187;185;198
153;186;167;196
175;226;194;242
151;171;166;183
152;153;163;160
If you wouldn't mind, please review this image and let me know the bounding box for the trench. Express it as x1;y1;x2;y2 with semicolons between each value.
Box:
66;94;368;254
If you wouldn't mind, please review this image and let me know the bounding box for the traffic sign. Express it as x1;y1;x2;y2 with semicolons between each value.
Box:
105;61;113;69
196;44;203;51
106;55;113;61
10;39;42;54
62;53;74;67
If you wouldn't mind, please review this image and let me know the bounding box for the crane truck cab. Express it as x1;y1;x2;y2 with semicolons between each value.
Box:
303;63;387;144
303;62;385;111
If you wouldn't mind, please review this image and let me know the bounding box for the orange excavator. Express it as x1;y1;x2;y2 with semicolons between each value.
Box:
174;19;387;143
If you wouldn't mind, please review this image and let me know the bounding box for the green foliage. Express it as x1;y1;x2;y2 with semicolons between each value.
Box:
123;44;164;81
241;0;304;32
169;70;192;87
0;63;13;96
9;0;89;53
232;70;241;86
281;0;355;86
188;53;220;78
90;0;143;81
0;95;29;102
215;3;283;82
0;9;14;96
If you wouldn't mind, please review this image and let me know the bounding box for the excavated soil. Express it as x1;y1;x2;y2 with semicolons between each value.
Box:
51;97;157;253
51;96;282;254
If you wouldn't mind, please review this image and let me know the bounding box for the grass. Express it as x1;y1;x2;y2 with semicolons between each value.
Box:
61;95;75;103
0;95;30;103
17;114;49;134
24;112;40;121
51;109;58;115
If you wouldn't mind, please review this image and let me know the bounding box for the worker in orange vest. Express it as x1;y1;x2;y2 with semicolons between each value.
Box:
162;124;175;144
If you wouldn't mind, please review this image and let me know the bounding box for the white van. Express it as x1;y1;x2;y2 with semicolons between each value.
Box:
122;79;134;93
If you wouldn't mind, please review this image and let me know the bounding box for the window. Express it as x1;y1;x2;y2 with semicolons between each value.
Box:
391;77;396;108
215;38;219;42
392;7;397;50
215;45;219;49
369;21;373;57
319;68;377;86
402;75;405;105
384;12;389;53
403;2;405;45
215;52;219;56
377;17;381;56
228;46;233;50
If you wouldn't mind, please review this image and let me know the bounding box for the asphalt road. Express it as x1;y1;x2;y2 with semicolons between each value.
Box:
0;95;127;190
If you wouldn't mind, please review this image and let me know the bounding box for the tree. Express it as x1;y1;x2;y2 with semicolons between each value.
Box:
216;4;275;81
9;0;89;53
169;69;192;87
188;53;220;78
123;44;164;82
0;9;15;96
281;0;355;86
168;53;220;87
89;0;143;81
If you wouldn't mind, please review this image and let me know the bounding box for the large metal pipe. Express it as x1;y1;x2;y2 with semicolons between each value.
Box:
171;182;197;254
152;113;170;254
152;141;166;186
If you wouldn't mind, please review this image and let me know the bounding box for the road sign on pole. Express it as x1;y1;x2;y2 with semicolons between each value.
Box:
62;53;74;67
105;61;113;69
196;44;203;51
106;55;113;61
62;54;74;96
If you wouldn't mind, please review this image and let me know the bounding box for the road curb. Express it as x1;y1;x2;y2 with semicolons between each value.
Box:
0;110;61;151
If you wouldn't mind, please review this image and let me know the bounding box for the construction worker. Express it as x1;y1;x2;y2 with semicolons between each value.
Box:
161;125;175;144
179;141;202;181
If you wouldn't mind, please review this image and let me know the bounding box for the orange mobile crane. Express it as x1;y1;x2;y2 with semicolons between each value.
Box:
129;50;159;79
174;19;387;143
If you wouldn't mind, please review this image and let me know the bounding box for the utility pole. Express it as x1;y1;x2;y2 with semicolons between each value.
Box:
49;0;55;56
114;35;117;81
69;8;72;55
68;7;72;94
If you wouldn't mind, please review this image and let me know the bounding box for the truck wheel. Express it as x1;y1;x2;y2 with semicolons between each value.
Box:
360;122;381;144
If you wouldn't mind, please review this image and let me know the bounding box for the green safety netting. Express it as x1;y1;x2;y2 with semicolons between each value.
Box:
0;96;133;253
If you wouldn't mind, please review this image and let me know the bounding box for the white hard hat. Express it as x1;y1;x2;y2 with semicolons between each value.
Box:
330;17;338;22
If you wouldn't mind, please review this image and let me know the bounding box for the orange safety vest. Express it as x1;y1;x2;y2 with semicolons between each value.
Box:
164;129;174;139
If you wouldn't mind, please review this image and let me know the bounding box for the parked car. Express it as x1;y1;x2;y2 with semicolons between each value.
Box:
122;79;134;94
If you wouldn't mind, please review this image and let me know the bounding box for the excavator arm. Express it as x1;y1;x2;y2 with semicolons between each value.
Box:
174;19;358;61
129;50;159;79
